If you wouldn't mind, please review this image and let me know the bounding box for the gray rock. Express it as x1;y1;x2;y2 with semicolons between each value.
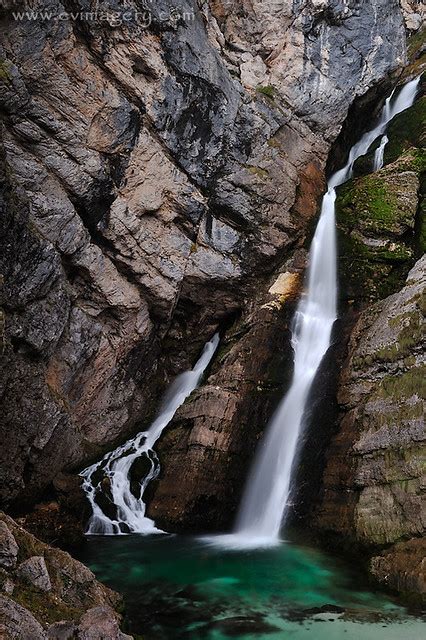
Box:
47;621;77;640
0;522;18;570
76;606;133;640
17;556;52;592
0;513;131;637
318;255;426;545
0;595;47;640
0;568;15;595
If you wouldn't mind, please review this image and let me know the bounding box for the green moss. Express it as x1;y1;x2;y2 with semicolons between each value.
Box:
403;28;426;77
13;584;80;625
256;85;275;99
375;309;423;362
340;94;425;301
247;165;269;179
335;163;420;301
377;366;426;401
267;137;281;149
337;228;409;302
10;529;45;564
384;96;426;166
407;28;426;60
337;173;413;234
0;59;11;81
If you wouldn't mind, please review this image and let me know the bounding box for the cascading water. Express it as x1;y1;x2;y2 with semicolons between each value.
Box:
209;75;420;550
373;135;389;171
81;333;219;534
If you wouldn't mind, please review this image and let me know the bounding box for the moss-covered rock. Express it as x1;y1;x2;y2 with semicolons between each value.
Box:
317;255;425;556
403;27;426;79
0;513;132;637
336;77;425;303
384;95;426;165
336;165;419;301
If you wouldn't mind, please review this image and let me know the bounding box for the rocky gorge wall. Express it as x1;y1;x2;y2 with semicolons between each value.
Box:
315;55;425;601
0;0;411;512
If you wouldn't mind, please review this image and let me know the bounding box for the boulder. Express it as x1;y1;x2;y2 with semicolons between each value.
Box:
76;606;133;640
0;521;18;570
0;513;132;638
0;595;47;640
17;556;52;593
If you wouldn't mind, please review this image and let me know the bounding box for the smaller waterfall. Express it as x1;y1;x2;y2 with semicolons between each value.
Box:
331;76;420;187
81;333;219;535
207;75;421;550
373;135;389;171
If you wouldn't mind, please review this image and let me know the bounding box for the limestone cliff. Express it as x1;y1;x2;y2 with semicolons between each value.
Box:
0;0;410;511
316;256;425;602
315;36;425;601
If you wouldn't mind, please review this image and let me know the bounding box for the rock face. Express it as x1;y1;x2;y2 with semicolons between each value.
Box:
313;31;425;600
370;538;426;604
0;512;132;639
316;251;425;603
316;46;425;565
336;89;425;303
149;264;302;531
0;0;408;509
317;256;425;545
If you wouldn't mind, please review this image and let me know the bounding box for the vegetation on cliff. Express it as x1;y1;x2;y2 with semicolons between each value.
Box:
335;84;425;303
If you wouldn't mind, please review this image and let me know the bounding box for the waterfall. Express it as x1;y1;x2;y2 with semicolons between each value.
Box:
373;135;389;171
208;75;420;550
81;333;220;535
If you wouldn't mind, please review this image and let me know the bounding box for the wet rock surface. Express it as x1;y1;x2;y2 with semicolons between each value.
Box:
0;512;132;639
336;88;425;303
0;0;408;510
370;538;426;605
149;265;302;531
316;255;425;591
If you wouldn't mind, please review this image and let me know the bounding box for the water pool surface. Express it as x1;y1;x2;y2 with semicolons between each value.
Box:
77;535;424;639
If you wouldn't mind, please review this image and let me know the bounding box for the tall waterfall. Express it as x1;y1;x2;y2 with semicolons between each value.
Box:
211;75;420;550
81;334;219;534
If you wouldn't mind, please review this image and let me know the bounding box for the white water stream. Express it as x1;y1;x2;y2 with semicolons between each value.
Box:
81;333;219;534
373;134;389;171
207;75;420;550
